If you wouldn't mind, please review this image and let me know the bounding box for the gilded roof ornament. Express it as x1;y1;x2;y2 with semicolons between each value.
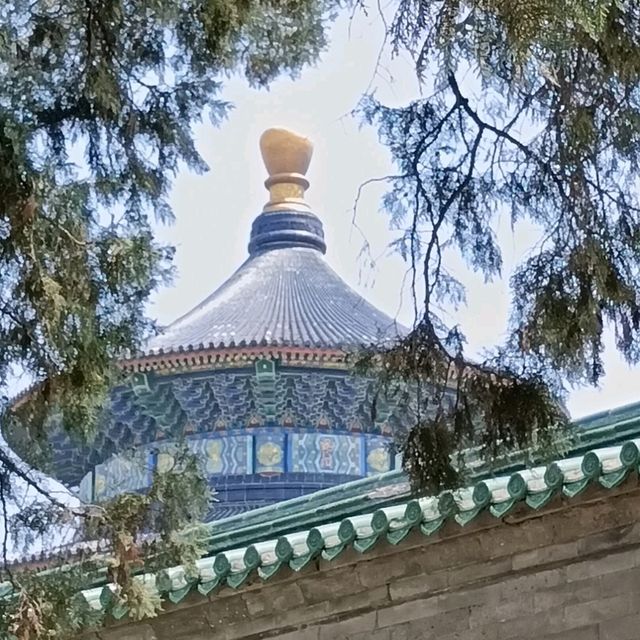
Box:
260;127;313;212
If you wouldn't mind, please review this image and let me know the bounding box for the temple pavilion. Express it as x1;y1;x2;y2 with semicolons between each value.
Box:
6;127;406;520
5;128;640;640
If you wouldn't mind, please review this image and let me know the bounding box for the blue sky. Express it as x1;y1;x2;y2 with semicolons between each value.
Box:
148;9;640;420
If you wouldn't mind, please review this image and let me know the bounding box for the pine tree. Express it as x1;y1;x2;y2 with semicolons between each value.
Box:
357;0;640;491
0;0;338;635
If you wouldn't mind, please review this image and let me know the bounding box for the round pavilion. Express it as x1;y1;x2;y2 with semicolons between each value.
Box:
7;128;407;520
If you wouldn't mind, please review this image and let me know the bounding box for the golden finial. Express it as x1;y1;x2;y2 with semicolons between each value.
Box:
259;127;313;212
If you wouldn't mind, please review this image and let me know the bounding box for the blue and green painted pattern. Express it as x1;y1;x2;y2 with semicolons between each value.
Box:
81;429;396;503
17;363;407;490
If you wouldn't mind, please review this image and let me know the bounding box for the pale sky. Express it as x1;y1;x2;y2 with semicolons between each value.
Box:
148;9;640;421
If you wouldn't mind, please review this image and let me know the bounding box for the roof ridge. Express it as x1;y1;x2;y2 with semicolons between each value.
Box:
75;435;640;620
5;434;640;621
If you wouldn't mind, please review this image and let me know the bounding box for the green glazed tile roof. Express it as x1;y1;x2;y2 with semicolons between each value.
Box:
193;398;640;556
5;402;640;624
572;400;640;449
71;435;640;619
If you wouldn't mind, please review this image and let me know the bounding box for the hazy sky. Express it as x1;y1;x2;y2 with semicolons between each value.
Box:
148;9;639;421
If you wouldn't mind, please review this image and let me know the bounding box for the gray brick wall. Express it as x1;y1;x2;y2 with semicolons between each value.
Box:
96;483;640;640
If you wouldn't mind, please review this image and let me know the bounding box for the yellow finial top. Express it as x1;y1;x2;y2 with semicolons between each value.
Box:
259;127;313;212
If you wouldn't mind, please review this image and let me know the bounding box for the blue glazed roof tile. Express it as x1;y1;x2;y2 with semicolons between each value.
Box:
146;242;404;354
144;203;405;354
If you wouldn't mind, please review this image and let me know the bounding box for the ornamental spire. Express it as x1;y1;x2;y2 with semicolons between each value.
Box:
248;127;326;256
259;127;313;212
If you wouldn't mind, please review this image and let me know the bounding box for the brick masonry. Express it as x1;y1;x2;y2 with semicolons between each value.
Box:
92;481;640;640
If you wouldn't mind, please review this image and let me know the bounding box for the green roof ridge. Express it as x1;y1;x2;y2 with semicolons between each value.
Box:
4;434;638;623
6;401;640;627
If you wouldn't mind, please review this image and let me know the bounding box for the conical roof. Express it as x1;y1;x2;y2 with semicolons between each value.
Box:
146;128;403;354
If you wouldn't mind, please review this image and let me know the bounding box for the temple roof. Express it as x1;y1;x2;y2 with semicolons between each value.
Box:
146;245;402;353
144;127;403;355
